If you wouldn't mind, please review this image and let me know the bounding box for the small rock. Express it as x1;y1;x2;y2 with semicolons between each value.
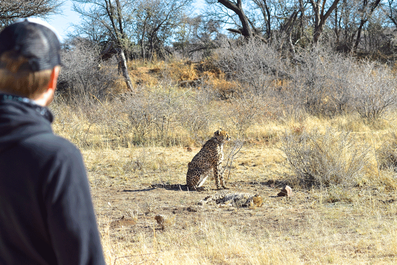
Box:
186;206;198;212
277;185;293;197
252;195;264;207
155;214;175;230
155;215;166;230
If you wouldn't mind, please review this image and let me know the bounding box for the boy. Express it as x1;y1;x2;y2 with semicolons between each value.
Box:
0;19;106;265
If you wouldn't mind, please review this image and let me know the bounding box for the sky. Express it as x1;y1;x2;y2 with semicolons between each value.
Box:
46;0;206;43
46;1;81;42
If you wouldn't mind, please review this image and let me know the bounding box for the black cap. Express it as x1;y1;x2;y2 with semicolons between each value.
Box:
0;18;62;72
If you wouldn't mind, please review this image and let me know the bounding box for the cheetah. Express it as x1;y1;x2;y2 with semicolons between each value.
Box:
186;129;231;191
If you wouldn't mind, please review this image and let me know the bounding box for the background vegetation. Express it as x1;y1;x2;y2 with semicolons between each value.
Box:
4;0;397;264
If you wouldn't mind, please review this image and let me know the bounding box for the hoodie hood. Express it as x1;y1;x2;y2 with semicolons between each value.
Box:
0;93;53;154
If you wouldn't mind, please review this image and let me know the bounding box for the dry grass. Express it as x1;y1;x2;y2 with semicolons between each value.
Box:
85;144;397;265
51;107;397;264
51;57;397;264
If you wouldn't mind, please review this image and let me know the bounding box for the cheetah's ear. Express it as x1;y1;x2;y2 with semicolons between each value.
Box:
214;130;220;136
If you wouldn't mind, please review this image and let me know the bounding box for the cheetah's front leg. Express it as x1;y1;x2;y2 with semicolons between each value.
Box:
214;164;228;190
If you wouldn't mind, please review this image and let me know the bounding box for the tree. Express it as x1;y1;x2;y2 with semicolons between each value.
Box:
252;0;272;39
205;0;311;47
309;0;341;43
73;0;134;91
353;0;381;50
386;0;397;27
58;37;118;99
220;0;254;38
206;0;256;39
70;12;110;44
173;15;225;57
0;0;60;28
134;0;193;60
331;0;384;52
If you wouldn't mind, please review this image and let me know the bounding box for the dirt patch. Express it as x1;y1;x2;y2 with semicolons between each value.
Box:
92;180;308;239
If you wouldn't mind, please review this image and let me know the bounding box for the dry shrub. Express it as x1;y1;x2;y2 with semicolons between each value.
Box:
213;40;397;120
179;63;198;81
161;60;198;82
215;38;286;97
53;80;232;149
58;39;118;100
287;46;354;117
205;78;240;99
287;49;397;120
281;128;371;188
374;169;397;191
179;102;212;145
350;62;397;122
324;185;356;203
228;95;265;137
120;87;186;146
376;133;397;170
195;57;222;78
129;66;161;88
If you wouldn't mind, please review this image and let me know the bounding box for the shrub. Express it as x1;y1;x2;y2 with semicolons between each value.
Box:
376;133;397;170
349;62;397;122
121;88;181;146
58;39;118;100
287;46;354;117
228;95;264;137
214;39;288;97
281;128;371;188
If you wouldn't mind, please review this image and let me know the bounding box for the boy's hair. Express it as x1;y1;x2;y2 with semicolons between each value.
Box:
0;18;62;99
0;51;52;98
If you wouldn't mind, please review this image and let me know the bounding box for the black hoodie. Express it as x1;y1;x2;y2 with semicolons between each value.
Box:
0;94;105;265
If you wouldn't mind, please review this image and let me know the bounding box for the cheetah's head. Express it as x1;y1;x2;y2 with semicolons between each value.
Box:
214;129;231;142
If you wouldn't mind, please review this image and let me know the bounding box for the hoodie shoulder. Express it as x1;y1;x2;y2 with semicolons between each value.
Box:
24;133;80;159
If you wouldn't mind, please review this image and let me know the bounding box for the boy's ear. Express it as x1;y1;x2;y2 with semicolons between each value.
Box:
48;66;60;91
34;66;60;106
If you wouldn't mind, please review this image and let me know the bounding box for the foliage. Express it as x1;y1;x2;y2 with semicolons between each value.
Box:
0;0;60;28
133;0;193;60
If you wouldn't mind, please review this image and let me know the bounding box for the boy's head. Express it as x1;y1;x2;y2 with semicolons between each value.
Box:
0;18;62;99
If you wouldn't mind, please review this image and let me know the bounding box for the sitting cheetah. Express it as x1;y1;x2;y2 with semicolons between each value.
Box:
186;129;231;190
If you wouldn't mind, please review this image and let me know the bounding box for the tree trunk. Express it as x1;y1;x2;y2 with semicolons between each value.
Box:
118;49;134;92
310;0;341;44
264;1;271;39
105;0;134;92
334;5;340;44
217;0;253;39
354;21;366;51
353;0;381;50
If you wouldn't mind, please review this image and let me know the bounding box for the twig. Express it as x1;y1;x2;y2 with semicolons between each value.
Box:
222;139;244;182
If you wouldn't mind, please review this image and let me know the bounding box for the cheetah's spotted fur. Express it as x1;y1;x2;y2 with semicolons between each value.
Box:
186;129;231;190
